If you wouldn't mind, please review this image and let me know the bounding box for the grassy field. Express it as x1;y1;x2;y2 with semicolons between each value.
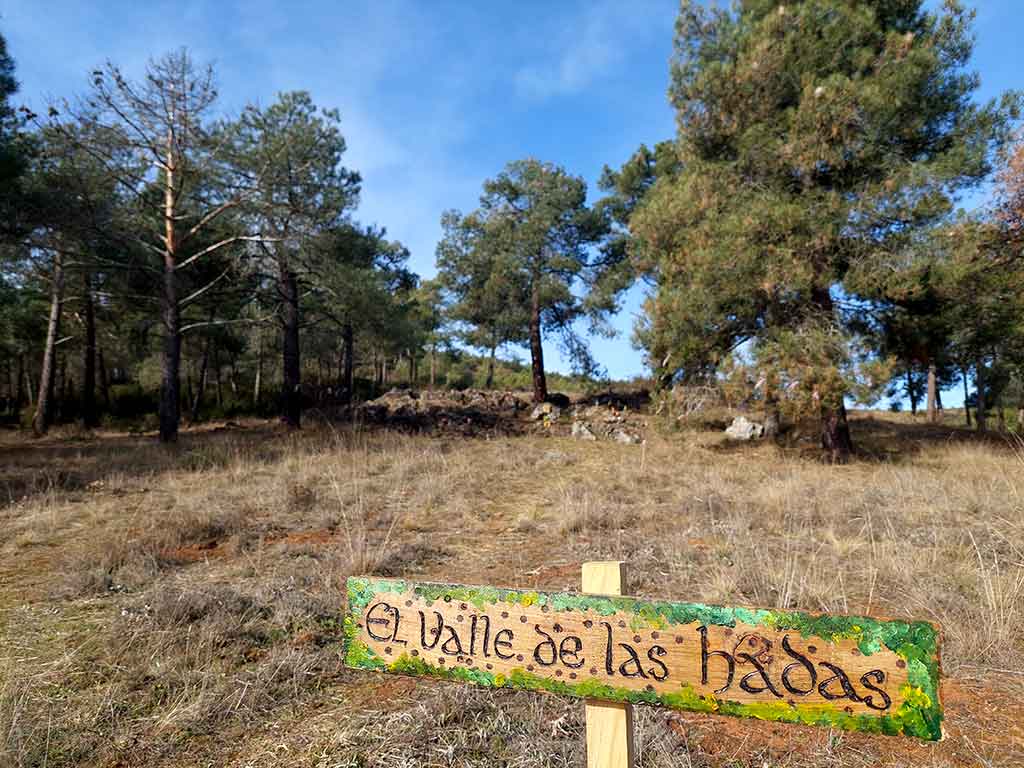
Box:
1;407;1023;767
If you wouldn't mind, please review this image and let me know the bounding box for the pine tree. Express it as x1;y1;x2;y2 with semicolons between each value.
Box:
437;159;610;403
632;0;1018;461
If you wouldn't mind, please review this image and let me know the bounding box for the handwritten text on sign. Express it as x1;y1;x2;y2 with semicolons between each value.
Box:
343;578;942;741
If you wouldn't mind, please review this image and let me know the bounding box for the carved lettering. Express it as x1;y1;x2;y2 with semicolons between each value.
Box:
350;581;927;737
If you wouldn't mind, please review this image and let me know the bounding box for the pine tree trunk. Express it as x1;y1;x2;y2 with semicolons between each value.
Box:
821;402;853;464
63;369;74;423
190;333;211;424
811;285;852;461
529;276;547;403
254;327;263;407
976;358;987;432
962;367;971;428
98;348;110;411
926;362;938;424
56;356;67;422
214;344;223;408
341;321;354;406
908;368;918;415
429;345;436;390
81;270;98;428
762;371;780;438
159;127;181;443
16;353;25;410
4;360;12;415
279;261;301;429
33;251;65;436
159;271;182;442
486;344;496;389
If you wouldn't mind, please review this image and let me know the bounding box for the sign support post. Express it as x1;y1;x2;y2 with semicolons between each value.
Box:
582;561;635;768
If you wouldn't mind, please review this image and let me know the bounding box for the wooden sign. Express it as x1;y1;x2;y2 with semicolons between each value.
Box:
344;576;943;741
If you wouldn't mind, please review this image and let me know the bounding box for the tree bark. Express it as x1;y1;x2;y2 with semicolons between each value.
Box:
33;251;65;436
159;267;181;441
159;126;181;443
341;320;354;406
907;367;919;415
254;326;263;407
975;358;987;432
279;260;301;428
926;362;938;424
762;371;780;439
81;270;98;428
821;401;853;464
4;360;11;415
528;276;547;403
98;348;110;410
811;285;852;461
190;329;212;423
214;344;223;408
486;343;497;389
16;353;25;410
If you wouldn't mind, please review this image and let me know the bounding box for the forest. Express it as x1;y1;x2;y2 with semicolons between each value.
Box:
1;2;1021;463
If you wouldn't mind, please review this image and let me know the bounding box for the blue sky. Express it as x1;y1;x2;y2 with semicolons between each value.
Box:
1;1;1019;395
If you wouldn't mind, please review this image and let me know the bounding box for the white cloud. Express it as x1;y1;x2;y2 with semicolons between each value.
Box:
513;0;667;101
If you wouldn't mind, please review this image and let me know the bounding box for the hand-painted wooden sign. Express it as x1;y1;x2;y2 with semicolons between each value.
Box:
344;577;943;741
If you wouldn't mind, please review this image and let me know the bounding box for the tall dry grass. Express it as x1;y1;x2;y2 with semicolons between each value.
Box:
1;416;1022;766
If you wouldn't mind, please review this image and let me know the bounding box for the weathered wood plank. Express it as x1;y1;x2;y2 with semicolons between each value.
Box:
343;577;943;741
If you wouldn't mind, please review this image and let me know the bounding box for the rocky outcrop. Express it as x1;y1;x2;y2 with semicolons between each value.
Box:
725;415;764;441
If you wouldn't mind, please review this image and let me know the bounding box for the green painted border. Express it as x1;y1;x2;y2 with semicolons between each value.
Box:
343;577;942;741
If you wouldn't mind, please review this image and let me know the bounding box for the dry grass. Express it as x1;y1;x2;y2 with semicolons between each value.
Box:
1;413;1023;767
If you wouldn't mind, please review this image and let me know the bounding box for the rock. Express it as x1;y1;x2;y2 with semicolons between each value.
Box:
611;428;642;445
725;415;764;441
530;402;561;422
572;421;597;441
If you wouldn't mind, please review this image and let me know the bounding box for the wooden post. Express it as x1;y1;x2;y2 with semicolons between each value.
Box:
582;561;635;768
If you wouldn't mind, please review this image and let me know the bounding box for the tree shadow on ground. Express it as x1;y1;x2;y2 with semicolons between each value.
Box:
0;421;286;509
705;412;1020;464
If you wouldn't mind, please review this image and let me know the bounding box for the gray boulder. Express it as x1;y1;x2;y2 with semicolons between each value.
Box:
725;415;764;441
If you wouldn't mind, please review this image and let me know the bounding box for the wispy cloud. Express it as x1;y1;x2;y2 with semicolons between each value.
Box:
513;0;667;101
4;0;678;377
